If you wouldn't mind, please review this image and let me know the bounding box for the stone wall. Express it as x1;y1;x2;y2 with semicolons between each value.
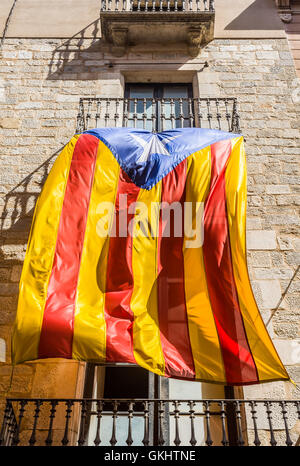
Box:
0;36;299;438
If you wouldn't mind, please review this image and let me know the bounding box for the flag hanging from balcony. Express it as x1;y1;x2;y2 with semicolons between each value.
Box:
12;127;289;386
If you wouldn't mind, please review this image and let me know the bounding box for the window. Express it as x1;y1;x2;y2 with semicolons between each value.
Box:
125;83;194;131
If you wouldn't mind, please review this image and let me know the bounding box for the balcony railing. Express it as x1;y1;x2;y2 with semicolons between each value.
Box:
100;0;215;12
76;97;241;134
1;398;299;446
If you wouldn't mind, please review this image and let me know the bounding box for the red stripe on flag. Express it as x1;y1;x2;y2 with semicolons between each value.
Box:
104;169;140;363
157;159;195;379
203;140;258;384
38;134;99;359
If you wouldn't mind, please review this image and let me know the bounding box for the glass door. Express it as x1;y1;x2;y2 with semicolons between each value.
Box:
124;83;194;131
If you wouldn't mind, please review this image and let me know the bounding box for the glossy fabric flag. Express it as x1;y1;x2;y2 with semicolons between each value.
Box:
12;127;289;385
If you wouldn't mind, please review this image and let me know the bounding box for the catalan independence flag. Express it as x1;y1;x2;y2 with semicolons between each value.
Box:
12;127;289;386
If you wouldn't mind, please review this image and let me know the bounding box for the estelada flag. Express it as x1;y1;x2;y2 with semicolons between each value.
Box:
12;127;289;386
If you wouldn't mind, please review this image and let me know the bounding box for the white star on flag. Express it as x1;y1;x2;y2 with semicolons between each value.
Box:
131;133;180;163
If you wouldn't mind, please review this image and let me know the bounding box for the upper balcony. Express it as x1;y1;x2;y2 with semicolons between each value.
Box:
100;0;215;56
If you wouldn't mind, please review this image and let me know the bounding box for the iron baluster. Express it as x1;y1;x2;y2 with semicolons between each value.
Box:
158;401;165;446
216;98;221;130
0;401;13;446
78;400;88;446
29;400;42;446
296;401;300;420
114;98;120;127
224;98;231;132
126;401;134;446
280;401;293;446
170;98;175;130
85;98;92;130
143;98;147;130
6;403;16;446
95;99;101;128
219;401;229;446
12;400;27;446
197;98;202;128
161;98;165;131
204;401;213;446
142;401;150;446
123;98;129;127
249;401;261;447
173;401;181;446
188;401;197;446
188;98;194;127
94;400;103;446
231;98;241;133
133;98;138;128
206;98;212;129
234;401;245;446
179;98;184;128
265;401;277;446
62;400;73;446
76;98;84;133
45;400;58;446
151;98;156;133
104;99;110;127
110;401;119;446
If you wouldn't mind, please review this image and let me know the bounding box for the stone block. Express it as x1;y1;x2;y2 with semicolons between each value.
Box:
274;339;300;366
247;230;277;250
0;118;20;129
265;185;291;194
253;279;282;309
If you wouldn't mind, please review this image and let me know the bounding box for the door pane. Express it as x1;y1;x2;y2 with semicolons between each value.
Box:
162;85;191;129
127;85;155;130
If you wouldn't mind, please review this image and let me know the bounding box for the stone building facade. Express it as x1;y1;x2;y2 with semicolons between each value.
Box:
0;0;299;446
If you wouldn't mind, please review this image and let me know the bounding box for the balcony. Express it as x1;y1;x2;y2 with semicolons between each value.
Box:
1;398;299;446
100;0;215;56
76;97;241;133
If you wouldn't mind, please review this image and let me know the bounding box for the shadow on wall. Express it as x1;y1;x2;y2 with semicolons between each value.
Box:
47;19;107;81
223;0;284;31
0;148;63;258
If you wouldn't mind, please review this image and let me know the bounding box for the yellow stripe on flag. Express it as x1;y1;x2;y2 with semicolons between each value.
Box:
72;141;120;362
130;183;165;376
183;147;227;383
12;136;79;364
225;137;289;382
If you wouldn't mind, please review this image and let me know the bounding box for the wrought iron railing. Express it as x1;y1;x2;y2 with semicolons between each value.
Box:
1;399;299;446
100;0;215;12
76;97;241;133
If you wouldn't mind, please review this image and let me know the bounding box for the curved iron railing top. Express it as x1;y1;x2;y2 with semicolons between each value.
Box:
100;0;215;13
